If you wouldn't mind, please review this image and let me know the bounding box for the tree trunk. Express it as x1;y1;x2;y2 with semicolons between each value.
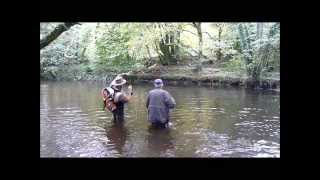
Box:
146;45;152;60
192;22;202;72
238;24;253;66
256;23;263;39
193;22;203;59
217;25;222;61
175;30;180;63
40;22;79;50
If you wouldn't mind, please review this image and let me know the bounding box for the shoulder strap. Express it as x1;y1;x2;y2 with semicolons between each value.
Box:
101;88;108;99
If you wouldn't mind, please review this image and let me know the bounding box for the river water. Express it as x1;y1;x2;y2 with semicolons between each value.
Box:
40;81;280;157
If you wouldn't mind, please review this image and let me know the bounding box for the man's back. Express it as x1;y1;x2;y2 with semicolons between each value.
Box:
148;88;168;107
146;88;175;124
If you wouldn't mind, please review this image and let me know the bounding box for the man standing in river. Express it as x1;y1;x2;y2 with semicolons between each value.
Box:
109;75;133;122
146;79;176;128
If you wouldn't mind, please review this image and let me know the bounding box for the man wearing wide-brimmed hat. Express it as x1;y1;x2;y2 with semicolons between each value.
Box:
109;75;133;121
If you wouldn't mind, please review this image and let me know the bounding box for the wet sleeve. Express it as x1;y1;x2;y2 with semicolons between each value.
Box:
165;92;176;109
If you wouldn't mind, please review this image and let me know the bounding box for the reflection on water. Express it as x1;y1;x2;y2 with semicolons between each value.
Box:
40;81;280;157
146;127;175;157
106;121;128;156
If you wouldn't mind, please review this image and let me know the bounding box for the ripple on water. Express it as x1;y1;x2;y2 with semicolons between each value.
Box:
195;131;279;157
41;83;279;157
55;107;79;110
239;110;250;114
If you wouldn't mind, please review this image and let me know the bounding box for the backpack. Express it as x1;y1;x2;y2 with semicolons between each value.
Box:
101;87;117;112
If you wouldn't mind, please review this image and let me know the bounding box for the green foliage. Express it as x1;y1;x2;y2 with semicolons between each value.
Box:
93;24;139;75
220;55;246;73
40;22;279;81
158;34;179;65
40;23;82;80
237;23;280;81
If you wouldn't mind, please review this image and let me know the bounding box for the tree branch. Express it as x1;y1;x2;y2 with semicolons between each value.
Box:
178;43;208;59
202;31;216;41
181;29;198;36
40;22;79;50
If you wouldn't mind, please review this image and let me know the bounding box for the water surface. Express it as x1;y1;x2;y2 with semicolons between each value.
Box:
40;81;280;157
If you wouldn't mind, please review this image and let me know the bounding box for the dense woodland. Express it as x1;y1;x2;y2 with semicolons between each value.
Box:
40;22;280;84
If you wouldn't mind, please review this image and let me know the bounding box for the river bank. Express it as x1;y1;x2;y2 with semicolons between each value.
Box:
124;64;280;90
41;64;280;90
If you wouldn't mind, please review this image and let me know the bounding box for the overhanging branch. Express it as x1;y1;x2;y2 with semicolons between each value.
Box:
40;22;79;50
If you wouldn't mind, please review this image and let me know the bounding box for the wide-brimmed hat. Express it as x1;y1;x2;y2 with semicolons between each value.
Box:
110;76;127;87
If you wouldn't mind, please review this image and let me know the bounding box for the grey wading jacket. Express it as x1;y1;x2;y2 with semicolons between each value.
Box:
146;88;176;123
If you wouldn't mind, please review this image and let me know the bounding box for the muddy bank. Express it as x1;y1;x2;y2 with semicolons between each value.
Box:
126;73;279;89
123;64;279;90
41;63;280;91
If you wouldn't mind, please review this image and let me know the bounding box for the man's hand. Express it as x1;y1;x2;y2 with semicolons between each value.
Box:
128;85;133;96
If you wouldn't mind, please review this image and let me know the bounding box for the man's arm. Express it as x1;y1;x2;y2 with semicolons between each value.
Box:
116;85;133;103
123;85;133;102
165;92;176;109
101;88;107;109
117;93;131;103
